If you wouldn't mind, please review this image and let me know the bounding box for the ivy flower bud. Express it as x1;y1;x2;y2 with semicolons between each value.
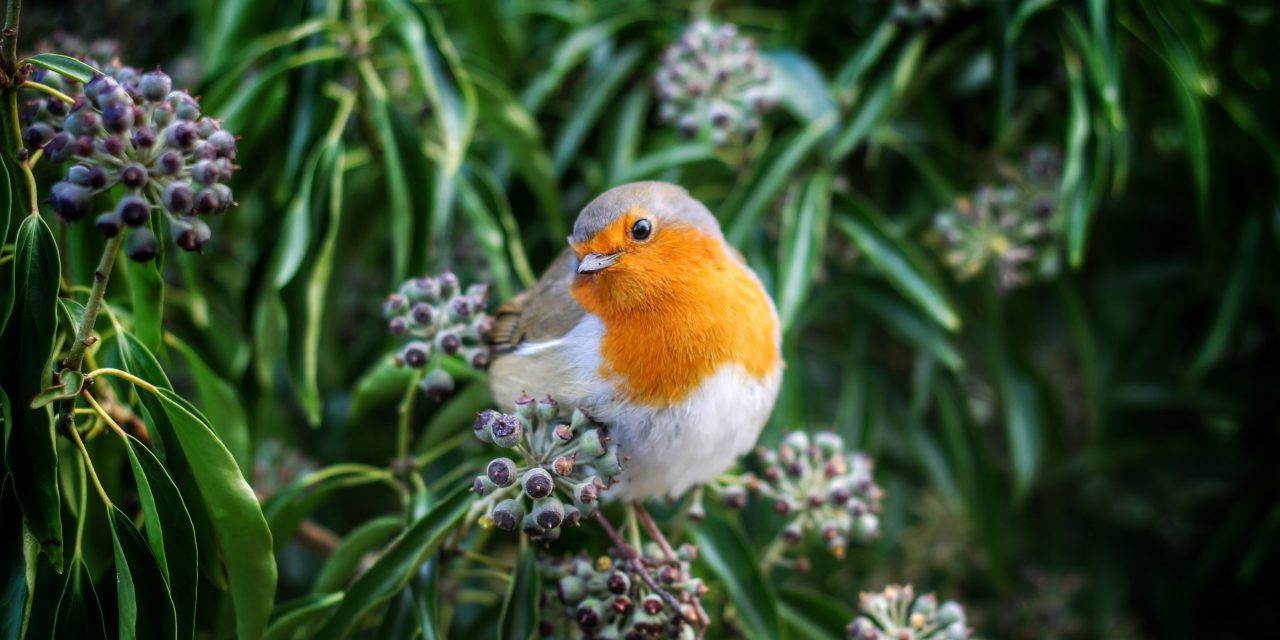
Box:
532;496;565;529
491;498;523;531
486;457;517;487
125;227;159;262
490;413;523;448
522;468;554;499
514;393;535;422
937;602;965;626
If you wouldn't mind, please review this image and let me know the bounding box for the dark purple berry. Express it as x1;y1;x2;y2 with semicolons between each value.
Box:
120;163;148;189
207;130;236;159
165;121;198;148
101;135;125;156
117;196;151;227
126;228;159;262
140;70;172;102
50;182;92;221
157;151;183;175
410;302;433;326
44;132;73;162
23;123;54;149
102;102;134;133
95;212;122;237
162;183;193;214
132;126;157;148
193;188;220;214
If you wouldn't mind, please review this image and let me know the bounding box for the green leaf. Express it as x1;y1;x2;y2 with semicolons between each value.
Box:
264;464;396;555
52;557;108;639
1189;218;1261;380
0;157;11;335
116;331;225;590
498;546;540;640
551;43;644;178
778;587;854;640
123;255;165;351
611;143;717;186
164;336;250;478
777;169;833;331
726;113;837;247
29;369;84;410
765;50;837;123
1;478;37;640
409;557;442;640
1;214;63;571
833;200;961;331
296;144;345;424
314;487;471;640
153;389;276;639
21;53;99;83
312;516;402;594
122;435;199;640
1061;45;1094;267
847;286;963;371
107;505;178;640
265;594;344;640
689;511;779;640
518;13;642;113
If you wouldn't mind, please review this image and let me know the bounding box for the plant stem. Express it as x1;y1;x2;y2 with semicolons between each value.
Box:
63;234;124;373
66;416;111;507
1;0;19;72
395;367;425;473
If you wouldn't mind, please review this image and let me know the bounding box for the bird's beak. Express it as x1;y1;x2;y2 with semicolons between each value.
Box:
577;252;621;274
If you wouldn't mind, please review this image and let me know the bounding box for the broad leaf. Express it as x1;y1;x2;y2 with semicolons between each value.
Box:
689;512;780;640
22;53;99;83
107;505;178;639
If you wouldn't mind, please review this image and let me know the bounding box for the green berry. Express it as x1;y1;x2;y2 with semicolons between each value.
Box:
595;445;623;477
532;496;565;529
938;601;965;626
490;498;523;530
140;70;172;102
472;475;496;497
579;428;608;457
558;575;587;605
514;392;535;422
421;368;454;401
537;396;559;422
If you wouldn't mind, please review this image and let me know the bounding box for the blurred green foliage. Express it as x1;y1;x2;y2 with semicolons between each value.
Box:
3;0;1279;638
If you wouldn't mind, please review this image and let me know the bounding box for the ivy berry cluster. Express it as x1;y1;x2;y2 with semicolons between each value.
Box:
384;271;492;401
848;584;973;640
470;394;625;544
540;545;705;640
720;430;883;559
22;63;237;261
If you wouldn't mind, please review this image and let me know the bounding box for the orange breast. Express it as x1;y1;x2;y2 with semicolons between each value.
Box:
571;225;780;406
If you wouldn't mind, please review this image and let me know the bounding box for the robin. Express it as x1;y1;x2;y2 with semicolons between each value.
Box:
487;182;782;502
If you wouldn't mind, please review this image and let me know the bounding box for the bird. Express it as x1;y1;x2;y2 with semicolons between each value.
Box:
486;181;782;501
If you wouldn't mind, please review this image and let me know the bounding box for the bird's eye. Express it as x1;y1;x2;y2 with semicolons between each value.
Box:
631;218;652;241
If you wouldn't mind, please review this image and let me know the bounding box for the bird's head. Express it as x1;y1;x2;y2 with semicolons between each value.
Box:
568;182;728;315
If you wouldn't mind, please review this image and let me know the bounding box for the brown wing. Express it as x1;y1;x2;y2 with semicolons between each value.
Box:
487;249;586;355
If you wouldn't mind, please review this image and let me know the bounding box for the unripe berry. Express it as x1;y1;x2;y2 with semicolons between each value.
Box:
131;126;157;148
95;212;122;238
421;368;454;401
23;123;54;149
558;576;587;605
436;271;459;297
520;513;542;537
405;276;440;302
207;129;237;159
162;183;194;214
168;91;200;121
172;217;211;252
44;132;74;162
514;392;535;422
491;499;523;531
532;496;564;529
595;445;623;477
537;396;559;422
192;160;221;185
50;182;92;221
472;475;497;497
165;121;198;148
126;228;159;262
579;429;608;457
388;316;409;336
157;150;183;175
573;481;598;512
102;101;134;133
490;413;523;448
116;196;150;227
120;163;148;189
409;302;434;326
522;467;554;499
152;102;175;128
473;410;498;444
140;70;172;102
399;341;430;368
486;457;517;487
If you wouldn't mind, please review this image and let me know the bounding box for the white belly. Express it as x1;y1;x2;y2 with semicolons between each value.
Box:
488;315;782;500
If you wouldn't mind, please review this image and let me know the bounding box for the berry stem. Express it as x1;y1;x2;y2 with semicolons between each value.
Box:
395;367;426;478
63;233;124;374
